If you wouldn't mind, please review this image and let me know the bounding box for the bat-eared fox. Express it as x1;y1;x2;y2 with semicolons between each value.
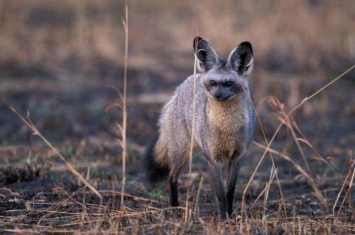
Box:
143;36;256;219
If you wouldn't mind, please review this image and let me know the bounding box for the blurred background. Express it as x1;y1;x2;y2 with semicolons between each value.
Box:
0;0;354;156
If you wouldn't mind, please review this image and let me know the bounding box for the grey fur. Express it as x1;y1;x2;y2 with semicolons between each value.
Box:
144;37;256;219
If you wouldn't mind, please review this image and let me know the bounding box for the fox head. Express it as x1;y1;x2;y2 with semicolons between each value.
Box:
193;37;253;102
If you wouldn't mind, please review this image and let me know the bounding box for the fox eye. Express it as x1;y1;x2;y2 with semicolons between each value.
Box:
210;80;217;86
224;81;233;87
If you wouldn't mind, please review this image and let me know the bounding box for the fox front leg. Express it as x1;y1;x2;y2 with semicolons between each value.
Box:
226;157;242;217
207;160;228;220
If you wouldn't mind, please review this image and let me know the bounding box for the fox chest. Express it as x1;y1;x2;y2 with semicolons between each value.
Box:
208;107;248;159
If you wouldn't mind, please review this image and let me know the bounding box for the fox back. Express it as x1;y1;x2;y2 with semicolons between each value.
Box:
144;37;256;219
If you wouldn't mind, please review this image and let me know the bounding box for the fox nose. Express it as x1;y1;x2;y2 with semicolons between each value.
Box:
214;92;228;101
214;93;222;100
213;86;228;101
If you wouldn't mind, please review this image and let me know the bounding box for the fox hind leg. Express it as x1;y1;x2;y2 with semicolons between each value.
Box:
170;176;179;206
169;163;185;207
169;150;189;207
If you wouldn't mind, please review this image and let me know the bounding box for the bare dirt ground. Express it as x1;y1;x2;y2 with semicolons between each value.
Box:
1;1;355;234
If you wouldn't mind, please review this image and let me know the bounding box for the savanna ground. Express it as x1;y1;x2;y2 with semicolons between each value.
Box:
1;1;355;234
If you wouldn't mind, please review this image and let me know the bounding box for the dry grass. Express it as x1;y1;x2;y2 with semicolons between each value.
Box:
1;0;354;72
1;0;355;234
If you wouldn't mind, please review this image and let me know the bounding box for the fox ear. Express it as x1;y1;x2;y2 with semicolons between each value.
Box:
228;41;253;76
193;37;219;72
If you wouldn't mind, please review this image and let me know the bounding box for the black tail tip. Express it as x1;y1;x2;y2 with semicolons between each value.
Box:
143;135;170;185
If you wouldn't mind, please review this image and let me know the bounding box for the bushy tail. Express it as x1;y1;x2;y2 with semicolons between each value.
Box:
143;134;170;185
